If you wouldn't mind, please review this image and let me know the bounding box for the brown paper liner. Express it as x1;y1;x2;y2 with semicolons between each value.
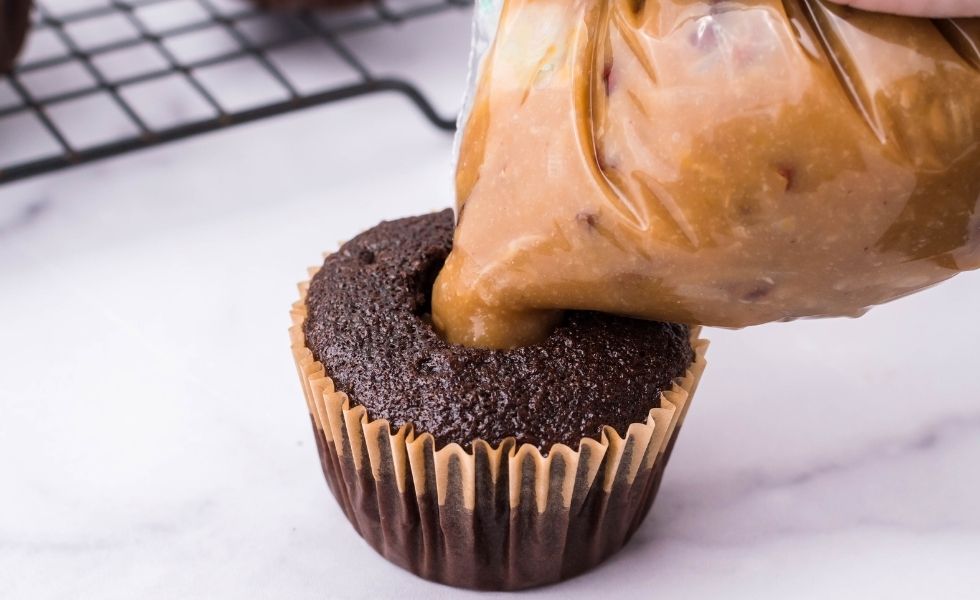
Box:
289;268;708;590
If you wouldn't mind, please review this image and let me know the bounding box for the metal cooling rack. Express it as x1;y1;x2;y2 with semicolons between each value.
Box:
0;0;470;185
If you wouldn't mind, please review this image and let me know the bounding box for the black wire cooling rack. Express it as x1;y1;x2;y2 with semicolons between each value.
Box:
0;0;471;185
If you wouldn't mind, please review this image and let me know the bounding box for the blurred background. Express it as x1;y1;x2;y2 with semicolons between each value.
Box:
2;1;980;599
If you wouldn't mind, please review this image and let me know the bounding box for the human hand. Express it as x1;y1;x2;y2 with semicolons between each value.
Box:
829;0;980;17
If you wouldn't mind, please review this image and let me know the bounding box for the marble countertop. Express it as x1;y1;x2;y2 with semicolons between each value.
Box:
2;5;980;599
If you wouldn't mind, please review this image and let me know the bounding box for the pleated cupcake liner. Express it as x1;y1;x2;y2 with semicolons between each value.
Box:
290;268;708;590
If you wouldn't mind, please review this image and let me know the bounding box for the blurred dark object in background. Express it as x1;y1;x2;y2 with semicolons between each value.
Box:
1;0;31;72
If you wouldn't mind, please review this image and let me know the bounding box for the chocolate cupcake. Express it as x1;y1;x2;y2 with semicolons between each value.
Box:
1;0;31;73
289;210;708;590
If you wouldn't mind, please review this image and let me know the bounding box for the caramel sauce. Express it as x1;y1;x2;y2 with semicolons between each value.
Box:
434;0;980;349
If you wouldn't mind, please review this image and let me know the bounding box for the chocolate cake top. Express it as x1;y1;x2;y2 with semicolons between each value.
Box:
303;210;694;451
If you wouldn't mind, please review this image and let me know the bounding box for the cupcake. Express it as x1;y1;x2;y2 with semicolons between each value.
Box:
1;0;31;73
289;210;708;590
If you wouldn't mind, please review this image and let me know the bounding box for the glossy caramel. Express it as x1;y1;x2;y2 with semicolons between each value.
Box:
434;0;980;348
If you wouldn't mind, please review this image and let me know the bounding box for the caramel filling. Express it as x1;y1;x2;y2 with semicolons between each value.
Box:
433;0;980;349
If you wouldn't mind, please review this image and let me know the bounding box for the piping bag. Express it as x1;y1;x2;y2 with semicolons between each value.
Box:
432;0;980;349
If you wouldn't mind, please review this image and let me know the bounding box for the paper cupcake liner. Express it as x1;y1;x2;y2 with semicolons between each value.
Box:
290;268;708;590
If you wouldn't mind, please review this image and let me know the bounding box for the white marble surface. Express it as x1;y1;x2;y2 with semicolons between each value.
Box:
2;7;980;600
